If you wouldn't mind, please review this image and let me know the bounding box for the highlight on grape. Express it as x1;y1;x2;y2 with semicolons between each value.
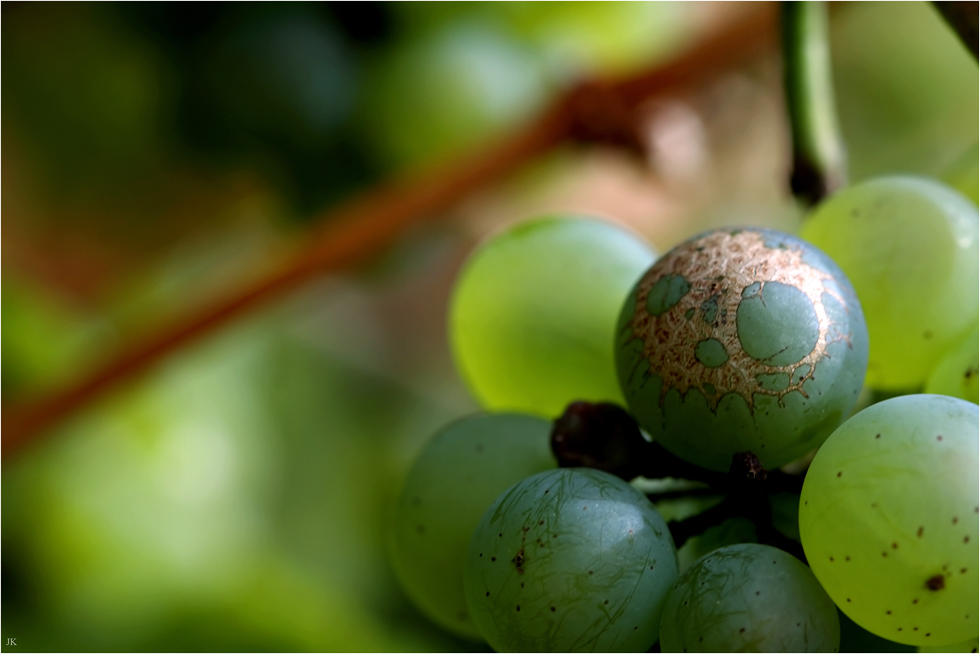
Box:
391;184;979;651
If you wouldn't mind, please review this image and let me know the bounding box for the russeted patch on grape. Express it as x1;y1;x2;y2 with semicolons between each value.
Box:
616;227;868;472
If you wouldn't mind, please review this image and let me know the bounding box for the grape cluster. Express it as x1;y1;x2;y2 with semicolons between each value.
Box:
391;177;979;653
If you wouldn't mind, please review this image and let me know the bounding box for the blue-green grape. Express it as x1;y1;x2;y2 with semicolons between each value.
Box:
464;468;678;652
659;544;840;653
390;413;557;639
616;227;868;472
919;636;980;653
451;216;656;418
801;176;979;391
799;395;979;647
924;326;979;404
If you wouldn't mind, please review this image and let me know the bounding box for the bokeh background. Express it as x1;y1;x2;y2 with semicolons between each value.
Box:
2;2;977;651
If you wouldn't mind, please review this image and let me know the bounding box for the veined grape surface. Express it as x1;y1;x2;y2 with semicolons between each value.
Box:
464;468;678;652
799;395;979;647
390;413;556;639
659;543;840;652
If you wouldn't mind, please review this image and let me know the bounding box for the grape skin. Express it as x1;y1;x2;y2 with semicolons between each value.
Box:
390;413;556;639
464;468;678;652
659;543;840;653
799;395;979;646
924;326;979;404
801;176;979;391
450;216;656;418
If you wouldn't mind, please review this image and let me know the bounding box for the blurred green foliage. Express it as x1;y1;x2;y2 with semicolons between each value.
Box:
2;2;976;652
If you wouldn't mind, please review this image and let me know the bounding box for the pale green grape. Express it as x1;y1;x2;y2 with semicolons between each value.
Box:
801;176;979;390
659;544;840;653
925;327;979;404
919;636;980;653
451;216;656;418
799;395;979;647
464;468;678;652
390;413;556;639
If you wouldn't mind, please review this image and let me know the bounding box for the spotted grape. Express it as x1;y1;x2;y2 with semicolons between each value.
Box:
799;395;979;647
464;468;678;652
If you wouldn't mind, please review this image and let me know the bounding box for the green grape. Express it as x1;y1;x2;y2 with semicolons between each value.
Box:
924;326;979;404
390;413;557;639
659;544;840;653
919;636;980;653
799;395;979;647
800;176;979;391
616;227;868;472
464;468;678;652
451;216;657;418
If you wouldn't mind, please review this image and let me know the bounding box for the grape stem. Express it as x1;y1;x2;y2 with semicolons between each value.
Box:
551;401;808;562
781;1;847;206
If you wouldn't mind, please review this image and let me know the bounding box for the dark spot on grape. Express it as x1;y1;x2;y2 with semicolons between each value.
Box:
875;433;881;439
961;568;968;574
837;471;842;477
918;527;924;537
513;549;525;572
544;490;549;494
937;435;943;441
914;627;919;631
739;628;745;633
847;598;851;602
926;633;931;637
755;591;760;596
588;570;594;575
966;536;971;543
953;517;959;524
416;525;425;534
912;599;919;604
882;552;887;557
634;627;638;630
898;628;903;632
699;637;703;642
684;601;688;606
486;591;490;596
650;565;654;570
516;605;520;612
926;576;945;590
892;542;898;549
886;611;892;615
604;600;609;605
550;607;556;612
523;527;530;533
829;556;834;562
796;623;801;627
520;583;524;588
491;557;496;562
845;556;850;561
499;533;503;537
539;520;544;525
479;553;483;557
871;503;878;508
924;331;933;339
553;534;557;538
